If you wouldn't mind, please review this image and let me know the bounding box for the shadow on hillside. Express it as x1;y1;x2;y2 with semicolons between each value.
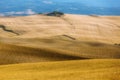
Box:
0;25;19;35
0;43;88;65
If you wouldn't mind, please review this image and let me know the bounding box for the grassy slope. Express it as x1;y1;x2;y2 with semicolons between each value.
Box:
0;59;120;80
0;37;120;65
0;14;120;80
0;14;120;65
0;42;85;65
0;14;120;44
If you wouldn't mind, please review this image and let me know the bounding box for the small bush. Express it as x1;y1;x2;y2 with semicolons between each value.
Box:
46;11;64;17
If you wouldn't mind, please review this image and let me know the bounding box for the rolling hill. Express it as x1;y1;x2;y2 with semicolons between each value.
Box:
0;14;120;64
0;14;120;80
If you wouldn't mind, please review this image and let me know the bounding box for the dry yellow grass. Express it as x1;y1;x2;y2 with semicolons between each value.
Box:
0;14;120;44
0;14;120;65
0;42;85;65
0;37;120;65
0;14;120;80
0;59;120;80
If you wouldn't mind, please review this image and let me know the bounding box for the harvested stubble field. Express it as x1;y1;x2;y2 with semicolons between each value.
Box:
0;14;120;80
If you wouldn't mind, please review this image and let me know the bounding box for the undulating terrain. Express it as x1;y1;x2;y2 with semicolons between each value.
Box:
0;14;120;80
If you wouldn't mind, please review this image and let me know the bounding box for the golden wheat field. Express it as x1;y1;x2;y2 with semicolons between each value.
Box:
0;59;120;80
0;14;120;80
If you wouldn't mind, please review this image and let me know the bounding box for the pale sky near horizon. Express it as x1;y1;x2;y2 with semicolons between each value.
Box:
0;0;120;16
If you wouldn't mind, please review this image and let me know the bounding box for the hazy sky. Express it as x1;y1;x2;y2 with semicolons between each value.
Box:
57;0;120;7
0;0;120;7
79;0;120;7
0;0;120;16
